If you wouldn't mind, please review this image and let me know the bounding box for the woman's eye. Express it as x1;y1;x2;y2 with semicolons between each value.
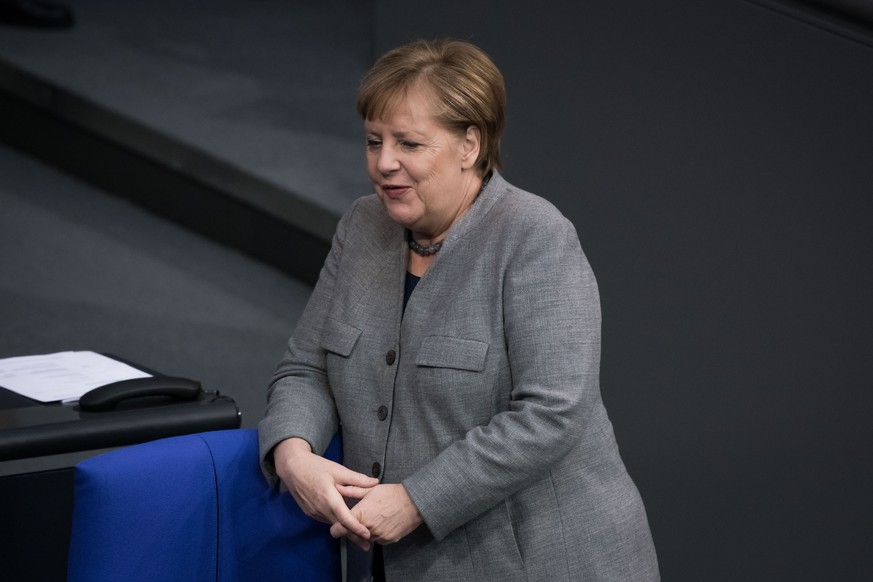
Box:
366;139;381;150
400;141;421;150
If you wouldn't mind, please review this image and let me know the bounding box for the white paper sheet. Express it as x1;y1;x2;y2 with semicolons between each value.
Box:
0;351;152;403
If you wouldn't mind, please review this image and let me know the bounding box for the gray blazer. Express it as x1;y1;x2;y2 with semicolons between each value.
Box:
259;172;659;581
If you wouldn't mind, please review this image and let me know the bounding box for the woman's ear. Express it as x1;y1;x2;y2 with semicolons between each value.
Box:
461;125;481;170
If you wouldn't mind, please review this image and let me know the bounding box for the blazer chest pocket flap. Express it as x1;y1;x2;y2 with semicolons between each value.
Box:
321;318;362;357
416;336;488;372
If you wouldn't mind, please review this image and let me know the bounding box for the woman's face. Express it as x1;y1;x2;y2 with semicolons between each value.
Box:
364;88;481;241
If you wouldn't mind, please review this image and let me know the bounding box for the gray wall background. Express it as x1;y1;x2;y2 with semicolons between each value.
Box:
374;1;872;579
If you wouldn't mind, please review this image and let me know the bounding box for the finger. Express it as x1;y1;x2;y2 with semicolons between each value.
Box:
347;532;372;551
330;500;371;541
330;521;349;539
349;535;371;551
335;467;380;488
336;484;373;499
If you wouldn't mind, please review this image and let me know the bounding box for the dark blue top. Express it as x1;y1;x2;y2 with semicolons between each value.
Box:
403;271;420;311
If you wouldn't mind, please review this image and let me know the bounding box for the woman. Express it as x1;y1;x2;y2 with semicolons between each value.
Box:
259;39;659;581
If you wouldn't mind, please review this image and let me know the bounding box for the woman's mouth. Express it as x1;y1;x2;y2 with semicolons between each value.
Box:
382;185;411;199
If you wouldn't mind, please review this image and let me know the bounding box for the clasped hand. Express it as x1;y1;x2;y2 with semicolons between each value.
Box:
274;438;423;550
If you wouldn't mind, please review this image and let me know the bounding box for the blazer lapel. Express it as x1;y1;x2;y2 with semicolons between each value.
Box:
441;171;507;249
342;199;408;329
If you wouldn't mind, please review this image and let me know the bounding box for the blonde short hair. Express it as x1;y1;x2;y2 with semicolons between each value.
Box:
357;39;506;176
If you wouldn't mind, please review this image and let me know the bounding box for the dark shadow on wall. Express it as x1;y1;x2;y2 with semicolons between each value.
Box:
746;0;873;47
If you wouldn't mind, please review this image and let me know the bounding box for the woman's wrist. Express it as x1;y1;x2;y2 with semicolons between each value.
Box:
272;437;313;472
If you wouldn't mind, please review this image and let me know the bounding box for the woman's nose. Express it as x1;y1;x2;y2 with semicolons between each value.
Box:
376;146;400;174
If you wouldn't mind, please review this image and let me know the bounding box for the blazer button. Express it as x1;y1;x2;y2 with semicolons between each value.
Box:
385;350;396;365
371;462;382;478
377;405;388;421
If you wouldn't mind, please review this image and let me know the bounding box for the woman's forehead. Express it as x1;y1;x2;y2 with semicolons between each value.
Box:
366;81;438;121
365;89;438;129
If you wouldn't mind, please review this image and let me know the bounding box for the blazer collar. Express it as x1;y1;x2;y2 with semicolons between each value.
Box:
441;170;507;247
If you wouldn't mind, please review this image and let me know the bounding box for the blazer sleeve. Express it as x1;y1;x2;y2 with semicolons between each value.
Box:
402;206;602;541
257;199;361;482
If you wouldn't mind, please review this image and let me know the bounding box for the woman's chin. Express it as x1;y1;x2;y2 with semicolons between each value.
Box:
383;204;421;229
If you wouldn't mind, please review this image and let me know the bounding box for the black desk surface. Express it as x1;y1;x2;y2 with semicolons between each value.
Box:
0;387;240;462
